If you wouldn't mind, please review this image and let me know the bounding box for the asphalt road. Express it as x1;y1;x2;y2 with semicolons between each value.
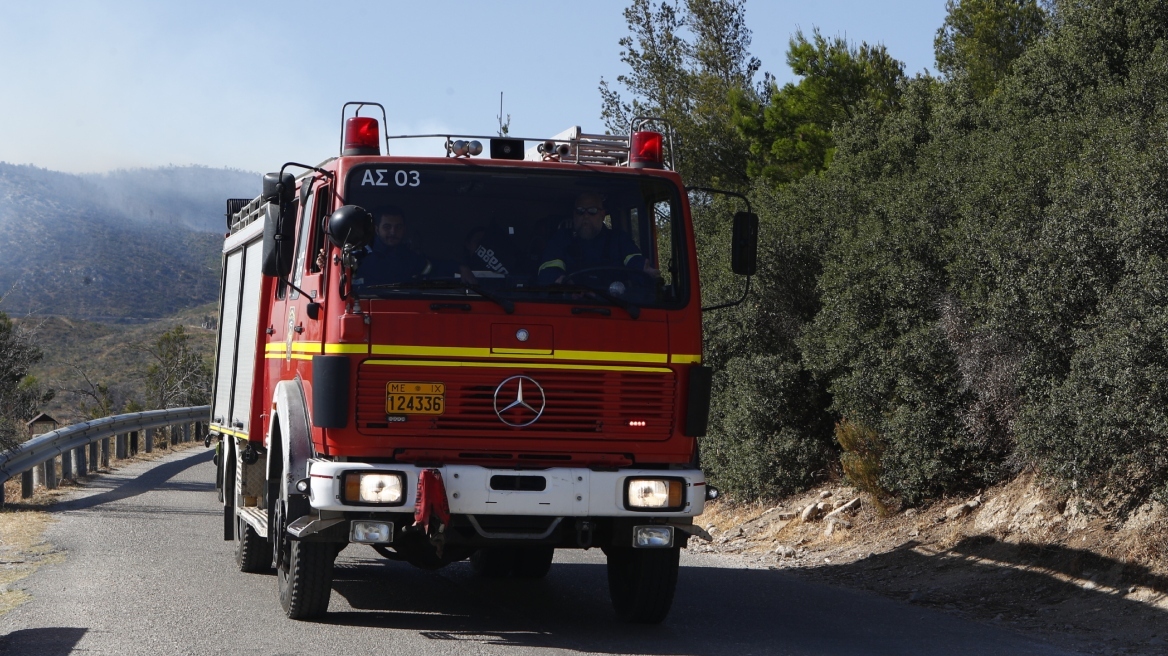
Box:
0;448;1083;655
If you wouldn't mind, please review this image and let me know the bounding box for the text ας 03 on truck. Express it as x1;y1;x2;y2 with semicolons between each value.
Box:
209;102;757;623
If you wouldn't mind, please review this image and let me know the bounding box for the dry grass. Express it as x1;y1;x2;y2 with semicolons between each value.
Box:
699;498;771;533
0;511;63;616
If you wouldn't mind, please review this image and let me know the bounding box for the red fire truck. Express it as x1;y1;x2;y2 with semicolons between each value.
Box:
210;102;757;623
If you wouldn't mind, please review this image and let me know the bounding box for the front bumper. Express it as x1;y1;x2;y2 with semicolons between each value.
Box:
305;460;706;518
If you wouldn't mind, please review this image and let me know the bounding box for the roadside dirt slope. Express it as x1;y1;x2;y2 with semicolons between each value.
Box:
697;473;1168;655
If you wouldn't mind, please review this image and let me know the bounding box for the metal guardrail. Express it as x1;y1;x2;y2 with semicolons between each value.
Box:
0;406;211;504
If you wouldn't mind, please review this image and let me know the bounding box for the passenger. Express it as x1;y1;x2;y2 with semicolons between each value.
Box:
537;192;659;285
354;207;433;287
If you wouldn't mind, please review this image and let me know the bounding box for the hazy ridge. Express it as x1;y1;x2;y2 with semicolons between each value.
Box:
0;162;255;320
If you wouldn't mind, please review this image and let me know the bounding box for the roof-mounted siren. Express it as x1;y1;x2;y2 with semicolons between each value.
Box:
339;101;389;156
629;116;675;170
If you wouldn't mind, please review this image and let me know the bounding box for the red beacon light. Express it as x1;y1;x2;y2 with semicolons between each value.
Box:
629;130;664;169
342;116;381;156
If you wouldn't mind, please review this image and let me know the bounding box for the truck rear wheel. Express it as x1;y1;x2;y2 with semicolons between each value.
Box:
277;539;335;620
513;546;554;579
236;515;270;573
604;546;680;624
470;546;554;579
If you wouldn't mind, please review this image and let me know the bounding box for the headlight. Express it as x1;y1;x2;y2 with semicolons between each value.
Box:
625;477;685;511
342;472;405;505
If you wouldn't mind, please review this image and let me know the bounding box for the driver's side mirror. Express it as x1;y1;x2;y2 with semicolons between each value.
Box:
731;211;758;276
260;171;297;278
326;205;374;250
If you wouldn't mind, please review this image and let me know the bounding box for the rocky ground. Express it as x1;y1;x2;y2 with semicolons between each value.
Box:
695;473;1168;655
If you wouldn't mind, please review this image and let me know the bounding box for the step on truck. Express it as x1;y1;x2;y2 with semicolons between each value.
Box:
210;102;758;623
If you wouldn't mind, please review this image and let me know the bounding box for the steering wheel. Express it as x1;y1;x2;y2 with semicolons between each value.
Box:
561;265;657;303
562;265;650;285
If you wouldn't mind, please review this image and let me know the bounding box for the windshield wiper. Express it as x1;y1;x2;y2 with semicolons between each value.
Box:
518;284;640;320
362;279;513;314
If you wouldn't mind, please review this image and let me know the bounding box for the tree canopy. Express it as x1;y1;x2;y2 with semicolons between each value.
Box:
604;0;1168;508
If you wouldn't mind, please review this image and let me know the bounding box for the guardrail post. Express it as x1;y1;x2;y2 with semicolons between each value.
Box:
144;427;153;453
61;450;73;481
184;423;191;444
44;457;57;490
195;421;204;444
75;445;87;477
115;433;126;460
101;437;110;468
130;430;139;456
21;469;33;498
89;441;99;472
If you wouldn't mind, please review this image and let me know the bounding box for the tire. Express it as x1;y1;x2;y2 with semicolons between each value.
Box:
470;546;554;579
236;515;270;573
277;539;335;620
513;546;555;579
470;547;514;578
605;546;680;624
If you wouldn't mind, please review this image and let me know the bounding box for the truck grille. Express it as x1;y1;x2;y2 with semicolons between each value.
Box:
356;363;675;440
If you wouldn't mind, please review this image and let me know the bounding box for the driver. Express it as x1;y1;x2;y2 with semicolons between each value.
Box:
353;207;433;287
537;192;659;285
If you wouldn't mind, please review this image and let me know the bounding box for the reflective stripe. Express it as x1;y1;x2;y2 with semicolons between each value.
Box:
264;353;313;360
265;342;322;353
210;424;249;440
670;354;702;364
323;344;369;354
364;359;671;373
538;259;566;273
623;253;639;266
358;343;668;364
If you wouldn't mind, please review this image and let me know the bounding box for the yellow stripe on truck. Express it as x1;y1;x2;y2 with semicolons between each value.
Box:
364;359;672;374
341;343;670;364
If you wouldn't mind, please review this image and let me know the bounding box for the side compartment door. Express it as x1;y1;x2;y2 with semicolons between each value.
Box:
231;239;265;436
212;249;244;431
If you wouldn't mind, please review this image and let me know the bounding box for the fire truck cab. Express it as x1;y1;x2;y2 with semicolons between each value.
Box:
210;102;756;623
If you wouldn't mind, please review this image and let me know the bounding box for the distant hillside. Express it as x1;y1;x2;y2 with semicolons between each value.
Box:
0;163;253;320
83;166;259;233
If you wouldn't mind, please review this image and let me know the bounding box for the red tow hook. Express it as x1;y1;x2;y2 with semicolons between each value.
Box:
412;468;451;538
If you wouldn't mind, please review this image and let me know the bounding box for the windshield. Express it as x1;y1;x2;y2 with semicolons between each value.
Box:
344;164;688;310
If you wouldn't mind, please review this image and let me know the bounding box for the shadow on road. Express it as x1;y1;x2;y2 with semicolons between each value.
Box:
50;449;213;513
325;551;1078;655
0;627;86;655
799;535;1168;654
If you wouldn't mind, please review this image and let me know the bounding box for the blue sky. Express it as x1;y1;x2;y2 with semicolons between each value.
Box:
0;1;947;174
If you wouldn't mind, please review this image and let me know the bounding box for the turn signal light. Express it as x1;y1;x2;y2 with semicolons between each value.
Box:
630;130;663;169
343;116;381;156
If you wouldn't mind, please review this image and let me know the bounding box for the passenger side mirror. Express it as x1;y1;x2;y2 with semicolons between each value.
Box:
261;172;297;278
731;211;758;276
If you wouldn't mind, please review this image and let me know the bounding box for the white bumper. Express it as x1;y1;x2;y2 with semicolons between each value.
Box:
305;460;706;517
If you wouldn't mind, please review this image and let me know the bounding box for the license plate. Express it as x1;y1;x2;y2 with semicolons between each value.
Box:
385;381;446;415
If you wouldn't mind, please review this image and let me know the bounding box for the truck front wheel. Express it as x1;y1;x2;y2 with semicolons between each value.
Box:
277;538;335;620
604;546;680;624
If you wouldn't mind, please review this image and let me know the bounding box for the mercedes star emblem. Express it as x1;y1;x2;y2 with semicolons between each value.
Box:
493;375;546;427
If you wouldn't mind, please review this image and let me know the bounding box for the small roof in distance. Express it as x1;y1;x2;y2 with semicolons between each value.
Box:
26;412;58;427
